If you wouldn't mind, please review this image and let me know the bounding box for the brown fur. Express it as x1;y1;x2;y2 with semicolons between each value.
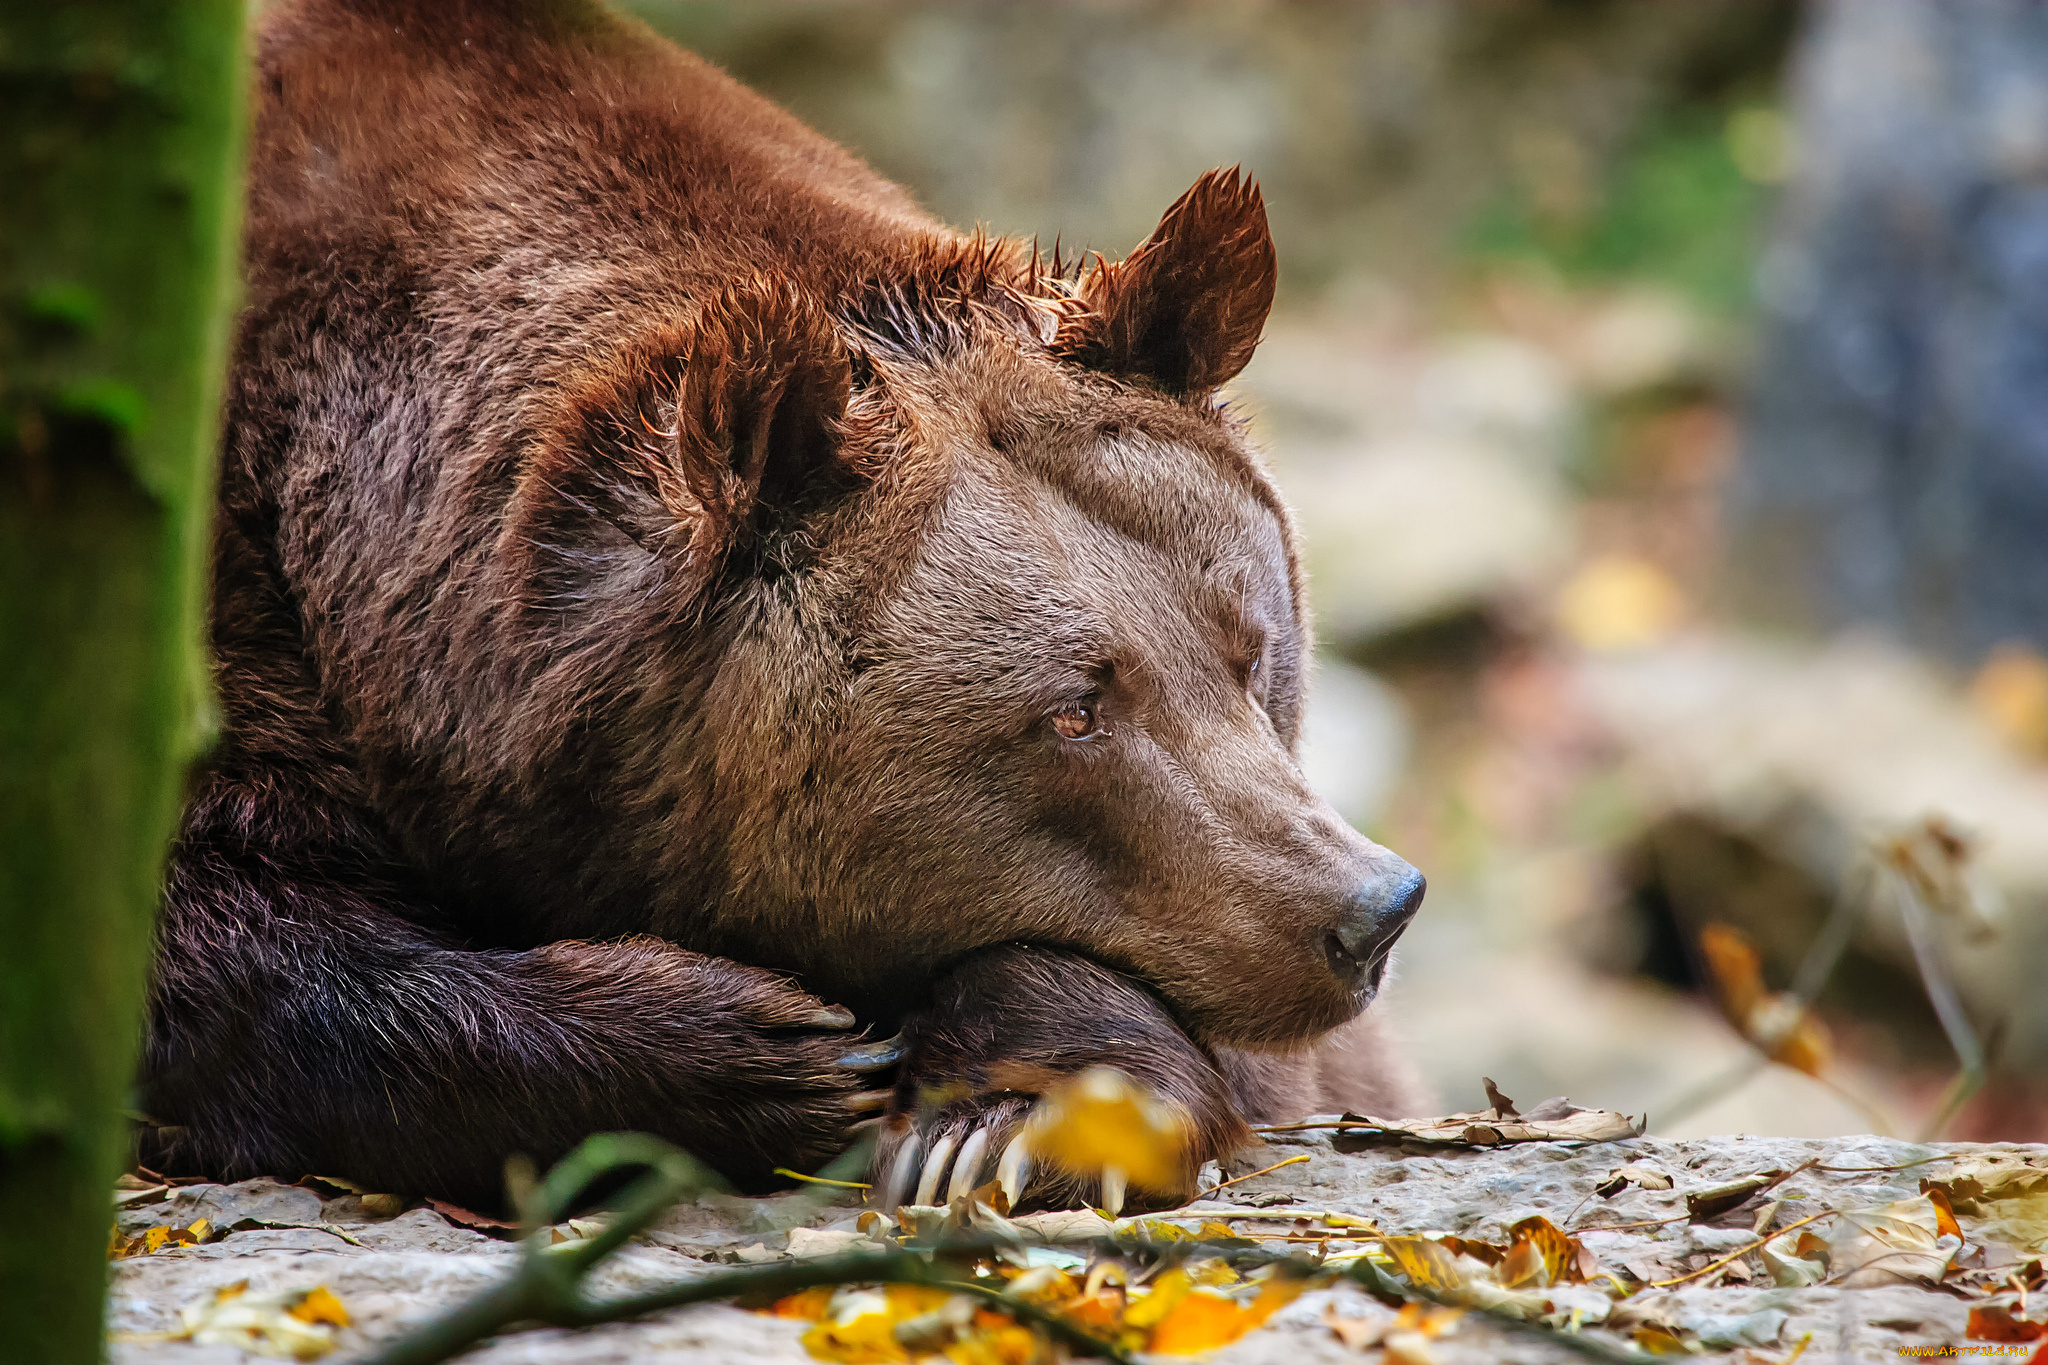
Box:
140;0;1423;1210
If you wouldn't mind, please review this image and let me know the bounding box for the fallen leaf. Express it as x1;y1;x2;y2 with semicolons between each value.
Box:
1926;1159;2048;1255
1687;1172;1787;1223
287;1287;349;1329
1970;1305;2048;1343
177;1283;350;1360
1323;1301;1389;1350
1482;1078;1519;1118
1632;1323;1698;1356
1829;1194;1962;1286
1382;1330;1442;1365
1325;1095;1643;1152
426;1199;517;1231
1760;1229;1828;1287
1147;1274;1306;1356
1596;1161;1675;1199
110;1218;216;1260
1021;1068;1192;1195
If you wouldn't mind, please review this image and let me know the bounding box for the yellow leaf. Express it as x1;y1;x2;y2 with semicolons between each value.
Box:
178;1282;343;1361
942;1318;1038;1365
143;1227;170;1254
1020;1068;1191;1194
1380;1237;1465;1294
1633;1323;1696;1356
1147;1291;1256;1355
768;1286;837;1320
800;1313;908;1365
287;1287;349;1329
1556;555;1682;652
1122;1267;1194;1330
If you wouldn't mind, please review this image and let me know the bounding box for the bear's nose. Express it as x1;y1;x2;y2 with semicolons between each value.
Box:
1325;860;1425;982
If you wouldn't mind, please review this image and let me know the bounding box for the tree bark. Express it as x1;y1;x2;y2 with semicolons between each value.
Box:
0;6;246;1360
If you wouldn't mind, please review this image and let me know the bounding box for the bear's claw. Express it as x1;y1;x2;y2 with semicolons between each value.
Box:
836;1035;905;1072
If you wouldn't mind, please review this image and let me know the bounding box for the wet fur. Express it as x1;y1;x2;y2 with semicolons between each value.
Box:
140;0;1420;1210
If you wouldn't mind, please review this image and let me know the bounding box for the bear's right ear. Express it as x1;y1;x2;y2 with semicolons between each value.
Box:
666;279;855;548
1052;168;1277;396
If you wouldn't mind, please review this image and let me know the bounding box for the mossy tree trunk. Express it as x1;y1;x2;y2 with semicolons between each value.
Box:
0;5;247;1360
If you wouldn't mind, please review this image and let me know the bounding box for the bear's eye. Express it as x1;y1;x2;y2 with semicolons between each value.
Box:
1049;701;1105;741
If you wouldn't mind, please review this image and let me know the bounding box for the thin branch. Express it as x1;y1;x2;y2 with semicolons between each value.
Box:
1648;1209;1832;1289
1347;1258;1659;1365
1194;1155;1310;1199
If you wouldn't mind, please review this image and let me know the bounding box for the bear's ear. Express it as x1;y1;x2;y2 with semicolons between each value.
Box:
1053;168;1278;396
668;279;854;547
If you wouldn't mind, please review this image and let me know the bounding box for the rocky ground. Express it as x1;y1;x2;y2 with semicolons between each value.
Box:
108;1125;2048;1364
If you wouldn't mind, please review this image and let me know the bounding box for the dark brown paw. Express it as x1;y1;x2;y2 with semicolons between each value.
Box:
870;946;1252;1213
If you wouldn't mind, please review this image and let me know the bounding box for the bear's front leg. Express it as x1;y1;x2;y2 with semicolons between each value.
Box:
143;786;893;1210
873;945;1253;1213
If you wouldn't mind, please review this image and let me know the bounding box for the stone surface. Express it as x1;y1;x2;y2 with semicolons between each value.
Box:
108;1131;2048;1363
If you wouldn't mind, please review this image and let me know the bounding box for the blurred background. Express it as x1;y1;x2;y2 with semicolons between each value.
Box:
624;0;2048;1144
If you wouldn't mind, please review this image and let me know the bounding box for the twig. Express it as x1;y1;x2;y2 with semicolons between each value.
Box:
1810;1156;1948;1174
1348;1257;1658;1364
1647;1209;1831;1289
1194;1155;1310;1199
772;1167;871;1190
1569;1212;1692;1234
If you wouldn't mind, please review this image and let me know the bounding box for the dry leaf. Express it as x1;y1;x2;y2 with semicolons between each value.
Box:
1147;1274;1306;1355
1021;1067;1192;1194
1328;1096;1642;1151
110;1218;215;1260
1323;1301;1389;1350
1632;1322;1699;1356
176;1282;350;1360
1760;1229;1828;1287
1968;1305;2048;1343
1595;1161;1675;1199
1926;1159;2048;1255
426;1198;517;1231
1828;1194;1963;1286
1686;1172;1787;1223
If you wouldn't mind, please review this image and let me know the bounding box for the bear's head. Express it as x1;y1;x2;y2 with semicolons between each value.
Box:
524;171;1422;1050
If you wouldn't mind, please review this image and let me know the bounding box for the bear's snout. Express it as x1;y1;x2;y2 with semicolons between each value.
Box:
1323;856;1425;991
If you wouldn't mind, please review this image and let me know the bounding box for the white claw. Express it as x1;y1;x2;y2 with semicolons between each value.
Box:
877;1132;923;1212
946;1126;992;1204
1100;1166;1127;1219
914;1131;958;1207
996;1134;1032;1209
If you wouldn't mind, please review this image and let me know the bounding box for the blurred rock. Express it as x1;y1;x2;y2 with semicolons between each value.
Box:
1577;632;2048;1072
110;1131;2048;1363
1242;322;1576;645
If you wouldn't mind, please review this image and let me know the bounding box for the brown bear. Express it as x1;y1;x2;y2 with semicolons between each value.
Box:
139;0;1426;1214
